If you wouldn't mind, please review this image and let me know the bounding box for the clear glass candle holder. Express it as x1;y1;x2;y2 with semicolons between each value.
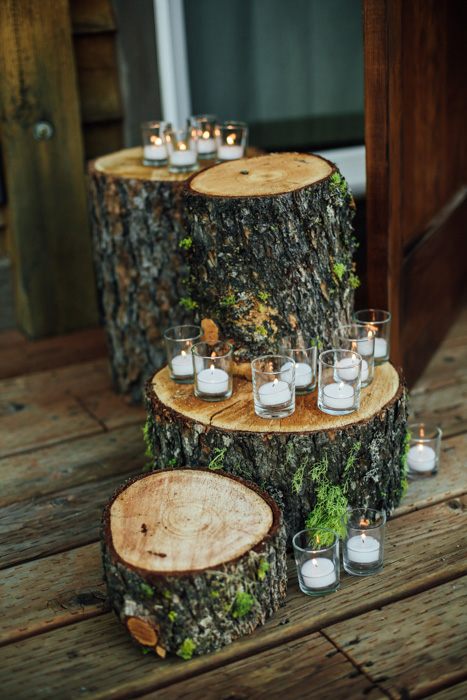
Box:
293;528;340;596
277;337;317;394
251;355;295;419
215;121;248;162
406;423;442;479
353;309;391;365
190;114;217;159
191;341;233;401
334;324;375;387
164;325;204;383
141;121;171;166
166;127;199;173
318;349;361;416
341;508;386;576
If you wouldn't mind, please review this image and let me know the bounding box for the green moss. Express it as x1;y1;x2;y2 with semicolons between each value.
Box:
255;325;267;337
141;646;152;655
333;263;346;281
179;237;192;250
400;428;412;497
168;610;177;623
208;447;227;470
291;457;309;495
304;453;348;539
165;457;177;468
257;560;270;581
258;304;265;313
232;592;254;618
141;583;154;598
220;294;236;307
257;291;270;303
330;172;348;196
343;442;361;476
177;638;196;660
349;273;361;289
163;589;172;600
209;590;220;598
179;297;198;310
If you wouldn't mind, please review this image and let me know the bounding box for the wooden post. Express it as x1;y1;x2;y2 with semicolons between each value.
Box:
0;0;99;337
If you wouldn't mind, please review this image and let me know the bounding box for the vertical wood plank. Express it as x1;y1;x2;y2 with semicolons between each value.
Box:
0;0;99;338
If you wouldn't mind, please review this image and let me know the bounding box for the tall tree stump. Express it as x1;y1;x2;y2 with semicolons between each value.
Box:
183;152;357;367
144;364;408;539
88;147;194;402
101;468;287;658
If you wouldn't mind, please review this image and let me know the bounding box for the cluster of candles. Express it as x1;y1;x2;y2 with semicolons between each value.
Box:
141;116;248;173
293;508;386;596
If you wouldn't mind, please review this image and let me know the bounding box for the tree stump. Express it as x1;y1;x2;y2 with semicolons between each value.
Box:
101;468;287;658
88;147;194;402
144;363;408;539
183;152;358;368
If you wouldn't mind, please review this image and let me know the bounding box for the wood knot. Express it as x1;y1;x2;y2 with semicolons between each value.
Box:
126;616;160;647
446;499;465;512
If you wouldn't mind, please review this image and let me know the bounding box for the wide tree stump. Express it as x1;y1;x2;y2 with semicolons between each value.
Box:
101;468;287;658
144;364;408;539
88;147;194;402
183;152;358;366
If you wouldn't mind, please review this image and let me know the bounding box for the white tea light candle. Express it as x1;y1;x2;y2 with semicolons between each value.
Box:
282;361;312;388
197;132;216;154
143;138;168;162
346;533;380;564
323;382;354;410
258;379;292;407
171;351;193;377
196;366;229;395
407;444;436;472
374;337;388;359
337;358;368;382
301;558;336;589
217;144;244;161
170;149;197;167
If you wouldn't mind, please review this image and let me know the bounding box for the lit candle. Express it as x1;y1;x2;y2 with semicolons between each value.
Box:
374;337;388;359
170;143;197;167
356;331;374;357
346;532;380;564
282;361;312;389
171;350;193;377
407;443;436;472
301;557;336;589
258;378;292;407
217;134;244;161
197;130;216;154
143;135;168;162
337;358;368;382
323;382;354;410
196;364;229;395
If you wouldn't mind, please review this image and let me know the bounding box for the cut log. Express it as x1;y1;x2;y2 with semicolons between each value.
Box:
183;152;357;368
144;363;408;539
88;146;264;401
101;468;287;657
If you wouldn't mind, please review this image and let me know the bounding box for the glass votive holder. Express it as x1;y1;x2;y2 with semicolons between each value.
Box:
190;114;217;159
215;121;248;162
164;325;204;383
191;341;233;401
276;337;317;394
334;324;375;387
251;355;295;419
166;127;198;173
293;528;340;596
341;508;386;576
141;121;171;166
318;349;361;416
406;422;442;479
353;309;391;365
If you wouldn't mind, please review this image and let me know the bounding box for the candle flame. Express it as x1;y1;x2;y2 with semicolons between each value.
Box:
150;135;162;145
367;324;378;332
211;351;216;359
227;134;236;145
273;378;278;387
361;532;366;544
181;350;186;357
210;364;215;373
179;143;187;151
312;558;318;567
202;130;210;139
417;443;424;453
338;381;345;390
367;330;373;339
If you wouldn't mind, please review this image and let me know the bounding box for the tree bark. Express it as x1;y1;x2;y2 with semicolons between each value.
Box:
101;468;287;658
144;363;409;539
183;152;358;367
87;148;194;402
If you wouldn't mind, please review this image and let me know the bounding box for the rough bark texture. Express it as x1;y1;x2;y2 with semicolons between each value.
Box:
88;155;192;402
101;469;287;658
183;153;357;363
144;365;409;540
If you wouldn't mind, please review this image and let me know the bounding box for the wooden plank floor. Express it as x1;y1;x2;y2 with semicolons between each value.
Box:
0;311;466;700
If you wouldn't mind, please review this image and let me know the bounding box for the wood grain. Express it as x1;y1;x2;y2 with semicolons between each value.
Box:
69;0;116;34
74;33;122;123
324;578;467;700
0;0;99;337
409;380;467;439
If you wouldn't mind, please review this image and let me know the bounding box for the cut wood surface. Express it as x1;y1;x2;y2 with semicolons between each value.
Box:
325;578;467;700
184;152;357;363
146;362;408;537
102;469;286;656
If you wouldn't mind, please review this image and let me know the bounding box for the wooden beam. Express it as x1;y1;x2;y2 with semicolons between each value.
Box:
0;0;99;337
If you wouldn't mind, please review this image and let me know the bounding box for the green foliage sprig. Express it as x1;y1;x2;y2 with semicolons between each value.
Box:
232;592;254;618
177;638;196;660
179;237;192;250
179;297;198;309
209;447;227;470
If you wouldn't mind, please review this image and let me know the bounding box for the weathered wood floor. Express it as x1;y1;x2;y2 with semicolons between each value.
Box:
0;307;466;699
